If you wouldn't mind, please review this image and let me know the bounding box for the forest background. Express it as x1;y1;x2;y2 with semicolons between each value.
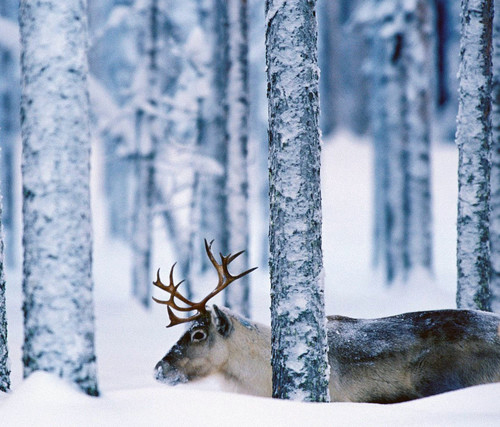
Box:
1;0;500;425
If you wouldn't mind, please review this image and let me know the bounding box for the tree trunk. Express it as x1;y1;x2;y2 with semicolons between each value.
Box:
0;3;20;267
383;2;408;283
198;0;230;270
266;0;330;402
19;0;99;395
370;0;434;282
131;0;161;308
490;0;500;313
456;0;493;311
225;0;251;317
317;0;340;136
369;0;389;269
0;199;8;392
405;0;433;276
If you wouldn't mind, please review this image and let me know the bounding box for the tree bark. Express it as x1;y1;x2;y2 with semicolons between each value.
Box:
131;0;161;308
225;0;251;317
0;199;9;392
405;0;433;275
456;0;493;311
19;0;99;395
266;0;330;402
489;0;500;313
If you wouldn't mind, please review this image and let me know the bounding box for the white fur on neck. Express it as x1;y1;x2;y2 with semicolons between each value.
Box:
218;309;272;397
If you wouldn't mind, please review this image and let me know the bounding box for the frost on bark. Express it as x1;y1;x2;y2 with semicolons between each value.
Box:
404;0;433;275
131;0;161;308
456;0;493;311
19;0;99;395
0;199;9;392
225;0;251;317
266;0;329;402
490;0;500;313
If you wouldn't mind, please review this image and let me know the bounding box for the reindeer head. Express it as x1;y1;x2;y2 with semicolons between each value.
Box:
153;239;257;385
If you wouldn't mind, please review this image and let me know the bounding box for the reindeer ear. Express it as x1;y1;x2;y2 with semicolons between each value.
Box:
213;305;233;338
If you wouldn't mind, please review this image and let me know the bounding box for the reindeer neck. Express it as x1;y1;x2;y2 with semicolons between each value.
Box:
223;318;272;397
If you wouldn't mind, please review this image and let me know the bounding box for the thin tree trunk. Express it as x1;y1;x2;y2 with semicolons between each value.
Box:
131;0;161;308
317;0;340;136
490;0;500;313
225;0;251;317
405;0;433;275
19;0;99;395
266;0;330;402
369;0;389;269
0;198;8;392
384;3;408;283
198;0;229;270
456;0;493;311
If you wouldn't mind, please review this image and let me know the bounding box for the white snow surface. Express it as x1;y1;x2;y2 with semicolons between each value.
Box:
1;131;499;425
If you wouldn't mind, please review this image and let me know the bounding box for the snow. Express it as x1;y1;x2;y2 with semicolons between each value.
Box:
1;131;500;424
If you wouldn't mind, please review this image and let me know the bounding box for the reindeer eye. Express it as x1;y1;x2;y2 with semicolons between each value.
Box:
191;330;207;342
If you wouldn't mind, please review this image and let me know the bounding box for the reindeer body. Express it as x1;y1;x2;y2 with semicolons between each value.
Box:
155;306;500;403
153;241;500;402
326;310;500;402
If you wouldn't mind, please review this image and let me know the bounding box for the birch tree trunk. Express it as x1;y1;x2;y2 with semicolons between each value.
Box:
266;0;329;402
369;0;434;282
0;199;8;392
383;2;408;283
405;0;433;276
19;0;99;395
369;0;389;269
456;0;493;311
198;0;229;269
225;0;251;317
0;2;20;268
490;0;500;313
131;0;161;308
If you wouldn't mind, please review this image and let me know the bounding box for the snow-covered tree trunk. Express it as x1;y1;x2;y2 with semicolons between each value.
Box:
0;199;9;392
367;0;389;269
456;0;493;311
266;0;330;402
198;0;229;268
368;0;434;282
383;2;408;283
0;2;20;268
19;0;99;395
404;0;433;276
490;0;500;313
131;0;161;308
248;0;270;268
224;0;251;317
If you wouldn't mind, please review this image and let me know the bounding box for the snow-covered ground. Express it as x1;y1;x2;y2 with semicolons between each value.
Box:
1;131;499;426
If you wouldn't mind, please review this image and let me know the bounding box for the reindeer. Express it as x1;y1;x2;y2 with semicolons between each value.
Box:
153;240;500;403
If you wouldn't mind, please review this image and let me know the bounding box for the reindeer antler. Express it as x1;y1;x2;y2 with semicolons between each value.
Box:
153;239;257;327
